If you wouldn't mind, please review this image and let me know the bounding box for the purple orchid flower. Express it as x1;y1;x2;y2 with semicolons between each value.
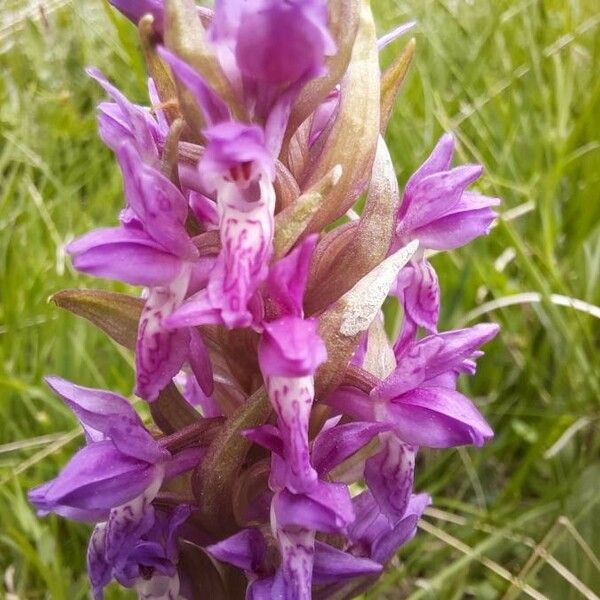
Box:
165;122;275;330
87;68;164;166
28;377;201;521
68;131;203;400
69;70;220;402
206;525;381;600
209;0;335;154
325;325;497;524
348;490;430;565
327;323;498;449
88;504;191;600
29;2;504;597
257;236;326;493
391;134;500;343
270;476;355;598
239;415;396;597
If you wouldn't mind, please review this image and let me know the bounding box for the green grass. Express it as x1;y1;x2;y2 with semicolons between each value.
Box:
1;1;599;598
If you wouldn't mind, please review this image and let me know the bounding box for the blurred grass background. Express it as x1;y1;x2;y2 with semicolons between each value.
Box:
0;0;599;598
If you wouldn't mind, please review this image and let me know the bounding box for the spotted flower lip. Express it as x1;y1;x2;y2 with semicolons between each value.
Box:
163;121;276;331
206;527;382;598
30;1;502;597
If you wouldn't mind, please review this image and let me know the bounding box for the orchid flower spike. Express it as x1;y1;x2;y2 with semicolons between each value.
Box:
30;1;502;598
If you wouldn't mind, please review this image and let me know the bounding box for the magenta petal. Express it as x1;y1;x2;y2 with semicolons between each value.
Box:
33;442;158;512
348;490;430;565
29;481;107;522
44;377;168;463
68;227;184;287
87;67;159;163
402;260;440;333
179;372;221;417
164;505;193;561
402;164;483;232
265;235;318;318
364;435;416;525
264;71;312;156
206;528;266;573
235;0;334;84
242;424;284;456
189;192;219;227
378;323;500;398
370;493;431;564
395;132;501;253
274;482;354;534
411;193;500;250
324;386;375;422
209;0;240;44
247;578;277;600
158;47;231;126
387;387;494;448
163;288;226;329
312;541;382;584
349;491;385;543
309;87;340;146
163;447;205;481
312;421;389;476
117;142;198;260
402;134;455;202
259;317;326;377
97;102;135;154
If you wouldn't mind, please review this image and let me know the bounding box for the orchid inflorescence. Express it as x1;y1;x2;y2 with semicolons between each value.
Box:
29;1;501;598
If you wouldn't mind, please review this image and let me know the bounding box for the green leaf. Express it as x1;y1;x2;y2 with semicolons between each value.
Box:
51;289;143;350
52;289;200;432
